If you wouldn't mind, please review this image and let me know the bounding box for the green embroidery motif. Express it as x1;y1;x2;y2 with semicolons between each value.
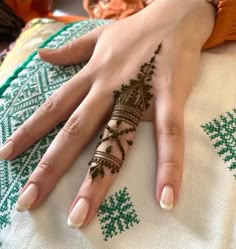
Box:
97;187;140;241
0;20;109;230
201;109;236;179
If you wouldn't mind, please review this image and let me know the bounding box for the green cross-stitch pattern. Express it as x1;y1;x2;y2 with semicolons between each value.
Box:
201;109;236;179
0;20;108;230
97;187;140;241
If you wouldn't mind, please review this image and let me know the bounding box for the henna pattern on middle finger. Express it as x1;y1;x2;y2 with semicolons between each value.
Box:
88;44;162;181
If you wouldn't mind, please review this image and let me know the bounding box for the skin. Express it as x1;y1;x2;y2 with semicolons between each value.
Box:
6;0;216;226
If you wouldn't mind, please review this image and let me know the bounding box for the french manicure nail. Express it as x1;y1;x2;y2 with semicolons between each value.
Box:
16;184;39;212
0;141;13;160
160;185;174;211
67;198;90;228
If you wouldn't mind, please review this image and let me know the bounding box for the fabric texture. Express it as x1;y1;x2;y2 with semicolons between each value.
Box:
203;0;236;49
0;20;236;249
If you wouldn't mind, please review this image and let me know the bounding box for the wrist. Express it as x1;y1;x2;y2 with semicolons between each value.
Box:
141;0;217;47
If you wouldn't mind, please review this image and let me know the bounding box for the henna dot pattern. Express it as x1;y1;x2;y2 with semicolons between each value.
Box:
97;187;140;241
201;109;236;179
89;44;162;180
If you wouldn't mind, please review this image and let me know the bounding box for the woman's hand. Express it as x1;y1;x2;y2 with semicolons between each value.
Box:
0;0;216;227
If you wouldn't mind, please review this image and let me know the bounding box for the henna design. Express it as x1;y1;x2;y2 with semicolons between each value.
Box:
89;44;162;181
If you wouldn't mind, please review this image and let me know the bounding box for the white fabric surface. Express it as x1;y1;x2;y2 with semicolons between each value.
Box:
1;42;236;249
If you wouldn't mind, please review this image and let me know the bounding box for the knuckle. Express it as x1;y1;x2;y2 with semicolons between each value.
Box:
158;161;182;185
90;175;103;186
37;162;54;176
158;119;182;142
18;124;35;140
61;42;73;53
85;170;110;192
159;162;179;172
62;116;85;138
61;42;77;62
67;41;76;50
39;93;60;115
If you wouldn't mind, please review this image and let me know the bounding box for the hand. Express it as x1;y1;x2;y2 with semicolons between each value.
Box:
1;0;216;227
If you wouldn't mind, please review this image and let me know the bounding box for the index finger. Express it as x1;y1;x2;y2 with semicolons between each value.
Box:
0;69;91;160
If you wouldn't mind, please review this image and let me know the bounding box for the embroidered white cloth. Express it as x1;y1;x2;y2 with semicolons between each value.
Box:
0;21;235;249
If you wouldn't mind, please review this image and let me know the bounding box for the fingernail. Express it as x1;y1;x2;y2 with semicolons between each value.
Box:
16;184;39;212
160;185;174;211
67;198;90;228
0;141;13;160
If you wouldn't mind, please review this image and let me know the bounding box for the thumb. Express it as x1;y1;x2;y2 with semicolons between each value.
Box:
38;26;105;65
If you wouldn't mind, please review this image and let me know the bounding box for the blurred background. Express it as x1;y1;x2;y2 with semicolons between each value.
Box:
0;0;86;53
53;0;87;16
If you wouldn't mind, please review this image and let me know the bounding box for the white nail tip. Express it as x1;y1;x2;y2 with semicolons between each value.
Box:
67;198;90;229
67;217;83;228
15;202;31;212
15;202;28;212
15;184;38;212
160;185;174;211
160;202;173;211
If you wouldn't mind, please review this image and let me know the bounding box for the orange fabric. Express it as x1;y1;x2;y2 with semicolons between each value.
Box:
203;0;236;49
5;0;50;22
83;0;236;50
83;0;151;19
